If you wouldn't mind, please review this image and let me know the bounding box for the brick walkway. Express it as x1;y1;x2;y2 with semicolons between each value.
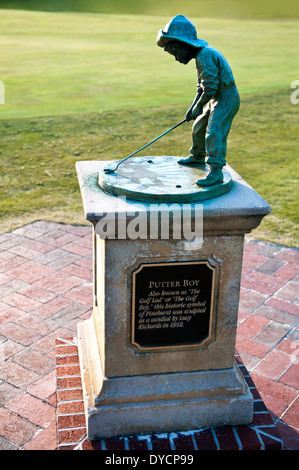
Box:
0;221;298;450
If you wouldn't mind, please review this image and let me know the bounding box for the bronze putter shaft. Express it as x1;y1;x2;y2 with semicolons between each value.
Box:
104;119;187;174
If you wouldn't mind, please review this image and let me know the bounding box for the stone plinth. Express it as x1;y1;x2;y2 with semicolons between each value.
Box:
76;159;271;440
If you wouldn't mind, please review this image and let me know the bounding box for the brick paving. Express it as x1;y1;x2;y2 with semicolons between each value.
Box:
0;221;298;450
55;338;284;450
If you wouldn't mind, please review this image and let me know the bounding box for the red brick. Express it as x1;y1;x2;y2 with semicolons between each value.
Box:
55;344;79;355
8;245;40;260
0;321;41;346
242;252;269;269
251;372;297;404
194;428;217;450
14;313;53;336
0;306;24;326
251;412;275;427
27;371;57;400
23;421;58;450
62;264;92;280
0;359;40;388
11;226;43;238
262;392;288;418
55;337;75;345
275;248;299;264
81;439;102;450
243;242;260;253
0;273;13;286
57;388;83;402
172;433;194;450
0;254;27;272
57;400;85;415
0;338;23;360
17;260;55;277
56;364;81;377
282;397;299;430
239;291;269;314
235;425;261;450
254;321;291;348
236;336;271;358
241;278;278;295
12;348;55;376
58;444;76;450
62;243;91;257
278;361;299;389
0;251;15;263
21;239;54;254
6;392;56;427
237;314;270;339
0;407;39;447
58;428;86;445
256;258;286;275
276;421;299;450
63;286;92;306
255;305;298;327
105;438;126;450
128;436;150;450
63;225;90;237
2;292;42;311
254;350;294;380
276;338;299;356
48;275;84;295
56;354;80;366
18;285;57;303
58;413;86;429
33;296;72;319
258;430;283;449
151;434;172;450
75;257;93;270
274;263;299;281
45;233;79;248
265;298;299;316
276;282;298;302
73;233;93;247
6;266;41;283
33;271;69;289
214;426;239;450
245;271;287;288
57;375;82;389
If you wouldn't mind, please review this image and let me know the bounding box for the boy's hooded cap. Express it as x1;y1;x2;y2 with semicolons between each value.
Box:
156;15;208;48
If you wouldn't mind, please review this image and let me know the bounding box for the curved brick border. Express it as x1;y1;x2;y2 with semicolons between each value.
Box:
56;338;283;451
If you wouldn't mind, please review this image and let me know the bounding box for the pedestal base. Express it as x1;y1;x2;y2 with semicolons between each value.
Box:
56;337;284;450
78;317;253;440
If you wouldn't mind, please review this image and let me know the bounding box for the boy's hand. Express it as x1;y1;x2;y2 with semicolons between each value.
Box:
185;107;194;122
191;103;203;119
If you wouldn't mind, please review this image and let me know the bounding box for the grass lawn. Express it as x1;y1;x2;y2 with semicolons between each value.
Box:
0;10;298;247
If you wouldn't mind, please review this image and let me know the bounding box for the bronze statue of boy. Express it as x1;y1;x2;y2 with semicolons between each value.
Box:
157;15;240;187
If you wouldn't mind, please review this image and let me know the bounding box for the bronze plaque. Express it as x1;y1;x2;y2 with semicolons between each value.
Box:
132;260;215;351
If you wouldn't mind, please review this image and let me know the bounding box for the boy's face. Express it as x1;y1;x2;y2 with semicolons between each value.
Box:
164;42;194;64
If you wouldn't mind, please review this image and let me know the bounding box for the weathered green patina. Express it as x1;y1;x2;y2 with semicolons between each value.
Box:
98;15;239;201
99;156;232;202
157;15;240;187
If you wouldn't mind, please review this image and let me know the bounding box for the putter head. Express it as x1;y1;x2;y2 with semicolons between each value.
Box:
104;168;115;174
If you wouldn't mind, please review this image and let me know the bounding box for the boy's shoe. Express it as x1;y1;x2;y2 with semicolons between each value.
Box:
196;165;223;187
178;155;206;165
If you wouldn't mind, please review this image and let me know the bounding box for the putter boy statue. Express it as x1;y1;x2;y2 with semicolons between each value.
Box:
157;15;240;186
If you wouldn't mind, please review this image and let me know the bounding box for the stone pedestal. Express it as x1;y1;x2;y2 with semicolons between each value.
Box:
76;160;270;440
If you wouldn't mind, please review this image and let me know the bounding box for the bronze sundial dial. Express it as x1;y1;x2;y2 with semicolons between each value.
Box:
98;156;232;203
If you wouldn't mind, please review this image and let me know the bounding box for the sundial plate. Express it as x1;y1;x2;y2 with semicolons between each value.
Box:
98;156;232;202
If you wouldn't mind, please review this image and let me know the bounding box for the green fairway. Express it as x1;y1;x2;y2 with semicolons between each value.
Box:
0;0;298;19
0;10;298;247
0;10;298;119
